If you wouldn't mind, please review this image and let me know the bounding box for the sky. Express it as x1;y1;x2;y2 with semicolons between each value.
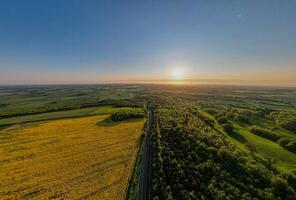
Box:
0;0;296;86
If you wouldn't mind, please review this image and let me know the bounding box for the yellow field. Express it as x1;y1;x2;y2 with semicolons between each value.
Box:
0;115;145;199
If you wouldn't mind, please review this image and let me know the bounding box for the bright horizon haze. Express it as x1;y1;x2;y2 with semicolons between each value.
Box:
0;0;296;86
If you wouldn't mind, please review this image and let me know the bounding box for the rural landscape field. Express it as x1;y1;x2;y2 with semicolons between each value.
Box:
0;85;148;199
0;115;144;199
1;1;296;200
0;86;148;199
0;85;296;199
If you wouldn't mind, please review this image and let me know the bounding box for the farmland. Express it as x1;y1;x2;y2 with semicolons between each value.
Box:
1;84;296;199
0;106;141;127
0;115;145;199
0;85;144;118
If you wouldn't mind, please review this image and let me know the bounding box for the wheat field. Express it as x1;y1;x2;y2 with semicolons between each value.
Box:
0;115;145;199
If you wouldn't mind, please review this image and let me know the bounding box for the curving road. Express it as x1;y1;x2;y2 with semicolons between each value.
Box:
136;106;152;200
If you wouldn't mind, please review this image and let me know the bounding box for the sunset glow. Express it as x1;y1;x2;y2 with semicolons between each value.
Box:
0;1;295;87
171;68;186;81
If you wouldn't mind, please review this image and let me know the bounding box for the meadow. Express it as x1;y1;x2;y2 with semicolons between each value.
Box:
0;115;145;199
0;85;143;118
156;85;296;171
0;106;141;127
146;85;296;199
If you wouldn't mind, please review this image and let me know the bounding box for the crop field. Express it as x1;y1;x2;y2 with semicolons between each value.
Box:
1;85;296;199
0;115;145;199
0;85;144;117
0;106;142;127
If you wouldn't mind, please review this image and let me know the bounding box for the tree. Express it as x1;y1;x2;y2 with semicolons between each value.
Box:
222;123;233;134
245;142;257;154
266;156;276;170
217;117;227;124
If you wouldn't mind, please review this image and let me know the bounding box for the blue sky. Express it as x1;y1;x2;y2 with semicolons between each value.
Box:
0;0;296;85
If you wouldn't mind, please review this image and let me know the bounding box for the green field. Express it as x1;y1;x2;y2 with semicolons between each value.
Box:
0;106;142;126
146;85;296;199
195;86;296;172
1;84;296;199
233;123;296;172
0;85;144;117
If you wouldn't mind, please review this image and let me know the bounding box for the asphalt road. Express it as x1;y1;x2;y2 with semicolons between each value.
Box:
136;107;152;200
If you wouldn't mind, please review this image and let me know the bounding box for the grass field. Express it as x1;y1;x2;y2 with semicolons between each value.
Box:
0;115;145;199
210;119;296;172
232;123;296;172
0;106;141;126
0;85;143;117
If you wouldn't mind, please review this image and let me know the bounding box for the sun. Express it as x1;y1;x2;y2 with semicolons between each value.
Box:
171;67;185;80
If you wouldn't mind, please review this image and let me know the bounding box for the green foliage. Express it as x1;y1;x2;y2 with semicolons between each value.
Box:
2;84;296;199
234;114;249;123
279;118;296;133
0;106;137;126
255;107;274;116
269;111;296;133
249;125;281;142
111;109;145;121
272;177;295;199
245;142;257;154
277;138;296;154
0;85;144;118
222;123;233;134
192;110;215;127
217;116;227;124
149;99;296;199
126;123;146;200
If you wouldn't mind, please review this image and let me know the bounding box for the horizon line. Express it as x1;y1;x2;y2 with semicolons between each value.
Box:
1;80;296;89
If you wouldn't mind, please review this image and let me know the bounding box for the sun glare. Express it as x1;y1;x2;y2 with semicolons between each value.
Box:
171;68;185;80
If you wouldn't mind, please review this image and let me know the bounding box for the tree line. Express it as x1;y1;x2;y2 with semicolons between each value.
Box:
148;98;296;200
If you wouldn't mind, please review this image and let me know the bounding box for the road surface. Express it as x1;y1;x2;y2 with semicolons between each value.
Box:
136;106;152;200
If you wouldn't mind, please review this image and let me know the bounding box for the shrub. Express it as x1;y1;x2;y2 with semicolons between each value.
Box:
149;103;296;199
269;111;296;133
277;138;296;154
277;119;296;133
217;117;227;124
234;114;249;123
111;109;145;121
272;177;296;199
222;123;233;134
245;142;257;154
255;107;274;116
193;110;215;127
249;126;281;142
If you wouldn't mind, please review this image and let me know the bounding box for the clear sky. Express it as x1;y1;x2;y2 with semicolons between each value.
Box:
1;0;296;86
